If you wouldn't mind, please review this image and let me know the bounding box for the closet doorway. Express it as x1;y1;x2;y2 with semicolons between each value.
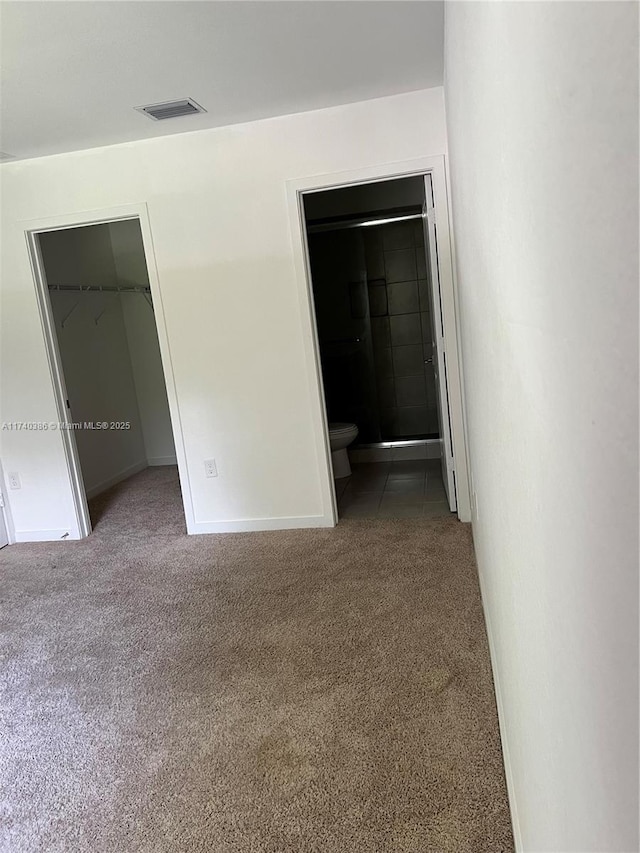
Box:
28;211;187;537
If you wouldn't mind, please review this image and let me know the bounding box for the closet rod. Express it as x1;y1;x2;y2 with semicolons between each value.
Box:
47;284;151;293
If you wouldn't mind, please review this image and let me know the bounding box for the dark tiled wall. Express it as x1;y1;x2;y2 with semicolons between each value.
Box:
364;220;439;439
307;229;382;442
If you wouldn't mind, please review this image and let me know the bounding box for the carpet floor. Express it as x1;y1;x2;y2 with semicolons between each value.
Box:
0;467;513;852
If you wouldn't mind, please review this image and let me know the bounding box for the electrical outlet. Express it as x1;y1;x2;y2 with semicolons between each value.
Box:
8;472;21;490
204;459;218;478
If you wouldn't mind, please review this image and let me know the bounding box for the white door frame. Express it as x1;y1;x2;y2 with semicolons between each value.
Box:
23;202;195;538
422;173;457;511
0;459;12;547
286;155;471;523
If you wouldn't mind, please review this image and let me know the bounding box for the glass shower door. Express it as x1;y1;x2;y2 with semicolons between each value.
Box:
307;227;381;443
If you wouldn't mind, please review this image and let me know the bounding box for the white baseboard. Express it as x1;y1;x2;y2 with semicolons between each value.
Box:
14;528;82;542
188;513;335;534
147;455;177;466
473;535;523;851
84;459;147;500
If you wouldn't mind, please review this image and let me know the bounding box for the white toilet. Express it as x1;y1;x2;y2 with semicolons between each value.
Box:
328;422;359;479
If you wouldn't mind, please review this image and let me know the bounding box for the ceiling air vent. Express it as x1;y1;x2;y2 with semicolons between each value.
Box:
135;98;206;121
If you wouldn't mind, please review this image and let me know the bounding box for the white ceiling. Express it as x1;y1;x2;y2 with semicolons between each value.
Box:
0;1;444;161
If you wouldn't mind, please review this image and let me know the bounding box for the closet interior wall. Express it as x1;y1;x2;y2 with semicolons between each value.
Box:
38;220;176;499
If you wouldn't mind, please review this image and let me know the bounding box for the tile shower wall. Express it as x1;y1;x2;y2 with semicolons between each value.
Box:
364;219;439;439
307;228;381;442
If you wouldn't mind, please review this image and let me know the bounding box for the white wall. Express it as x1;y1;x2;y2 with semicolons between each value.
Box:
120;292;176;465
0;88;447;538
49;289;147;497
109;219;176;465
108;218;150;289
38;223;117;289
444;4;638;851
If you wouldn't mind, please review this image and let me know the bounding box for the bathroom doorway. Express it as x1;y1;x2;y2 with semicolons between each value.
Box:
27;213;188;538
300;172;463;521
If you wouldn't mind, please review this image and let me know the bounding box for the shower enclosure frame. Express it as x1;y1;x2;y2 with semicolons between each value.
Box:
286;156;471;524
306;207;439;449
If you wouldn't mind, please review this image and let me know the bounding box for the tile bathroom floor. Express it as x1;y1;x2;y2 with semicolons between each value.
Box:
335;458;453;520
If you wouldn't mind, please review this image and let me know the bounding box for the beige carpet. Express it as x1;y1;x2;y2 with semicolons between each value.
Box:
0;467;513;852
